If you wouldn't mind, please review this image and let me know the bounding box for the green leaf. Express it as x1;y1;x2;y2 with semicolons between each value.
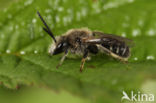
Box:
0;0;156;103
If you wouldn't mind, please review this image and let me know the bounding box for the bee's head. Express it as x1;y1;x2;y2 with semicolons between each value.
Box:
49;37;68;55
37;11;68;55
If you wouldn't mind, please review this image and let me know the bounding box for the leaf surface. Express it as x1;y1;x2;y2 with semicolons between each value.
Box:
0;0;156;102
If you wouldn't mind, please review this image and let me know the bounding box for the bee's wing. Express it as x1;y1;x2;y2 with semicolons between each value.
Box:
92;31;134;47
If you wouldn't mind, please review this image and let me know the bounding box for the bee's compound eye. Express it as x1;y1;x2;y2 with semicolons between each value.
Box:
57;42;67;48
57;43;62;48
52;42;68;55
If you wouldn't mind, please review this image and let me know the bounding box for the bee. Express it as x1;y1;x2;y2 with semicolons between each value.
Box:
37;11;133;72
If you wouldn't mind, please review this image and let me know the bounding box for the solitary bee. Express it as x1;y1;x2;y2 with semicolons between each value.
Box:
37;11;133;72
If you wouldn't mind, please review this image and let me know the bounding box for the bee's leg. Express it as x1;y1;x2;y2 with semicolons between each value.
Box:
80;50;89;72
56;49;68;69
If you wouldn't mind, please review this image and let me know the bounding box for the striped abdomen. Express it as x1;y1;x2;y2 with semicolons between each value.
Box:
101;38;130;58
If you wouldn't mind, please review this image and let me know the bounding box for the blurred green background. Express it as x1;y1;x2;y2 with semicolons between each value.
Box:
0;0;156;103
0;1;89;103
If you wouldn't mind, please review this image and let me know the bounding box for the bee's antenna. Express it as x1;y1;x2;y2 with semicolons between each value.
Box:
37;11;57;43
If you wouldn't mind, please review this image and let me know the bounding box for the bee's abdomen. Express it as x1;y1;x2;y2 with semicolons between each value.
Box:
102;42;130;58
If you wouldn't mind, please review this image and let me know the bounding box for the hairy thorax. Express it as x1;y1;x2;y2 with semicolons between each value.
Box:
65;28;92;55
